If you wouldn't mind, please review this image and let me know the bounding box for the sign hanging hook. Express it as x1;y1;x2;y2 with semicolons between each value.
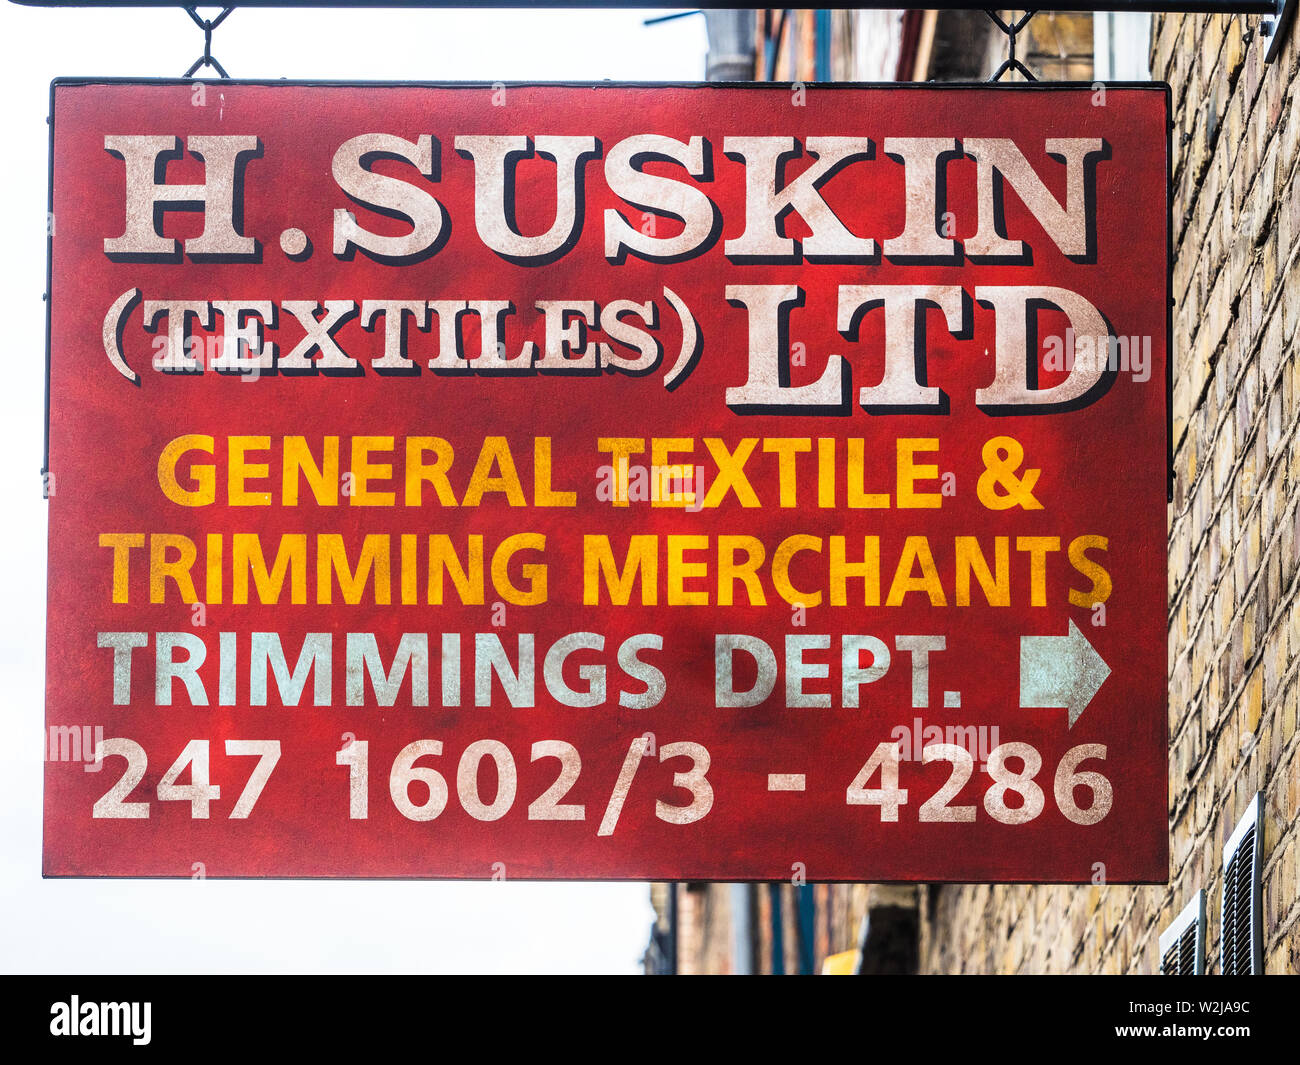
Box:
986;10;1038;83
184;6;235;79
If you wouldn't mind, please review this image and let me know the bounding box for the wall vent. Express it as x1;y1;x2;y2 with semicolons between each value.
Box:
1220;792;1264;975
1158;891;1205;974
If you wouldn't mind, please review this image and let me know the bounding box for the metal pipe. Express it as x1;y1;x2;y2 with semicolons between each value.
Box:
768;883;785;975
703;8;756;82
668;882;679;975
6;1;1282;15
730;884;754;975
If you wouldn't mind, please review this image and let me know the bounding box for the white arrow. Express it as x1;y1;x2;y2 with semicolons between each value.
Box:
1019;620;1110;728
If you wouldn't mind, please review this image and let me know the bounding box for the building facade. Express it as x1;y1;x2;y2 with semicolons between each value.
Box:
649;7;1300;976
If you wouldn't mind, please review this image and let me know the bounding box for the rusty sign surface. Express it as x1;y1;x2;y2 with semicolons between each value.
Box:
44;80;1169;881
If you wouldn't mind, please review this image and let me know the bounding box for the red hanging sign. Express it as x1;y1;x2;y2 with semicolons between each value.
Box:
44;81;1169;881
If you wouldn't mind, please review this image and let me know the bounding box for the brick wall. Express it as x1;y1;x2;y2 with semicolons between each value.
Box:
914;11;1300;976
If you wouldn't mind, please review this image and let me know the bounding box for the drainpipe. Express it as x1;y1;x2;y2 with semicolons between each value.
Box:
704;9;757;81
730;884;755;974
768;883;786;974
814;9;832;80
668;882;679;975
795;884;816;974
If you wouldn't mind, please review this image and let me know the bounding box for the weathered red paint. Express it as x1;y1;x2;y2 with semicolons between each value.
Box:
44;81;1169;881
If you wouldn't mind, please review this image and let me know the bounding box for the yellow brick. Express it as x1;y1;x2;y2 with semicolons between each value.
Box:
1222;16;1245;82
1247;668;1264;735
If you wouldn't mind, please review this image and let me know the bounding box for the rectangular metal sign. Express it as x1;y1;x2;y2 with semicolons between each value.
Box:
44;80;1169;881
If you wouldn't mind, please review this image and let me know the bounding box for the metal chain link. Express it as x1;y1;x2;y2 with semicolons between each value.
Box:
986;10;1038;83
184;7;235;79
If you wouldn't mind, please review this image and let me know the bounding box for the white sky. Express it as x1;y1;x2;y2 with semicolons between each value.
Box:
0;2;707;976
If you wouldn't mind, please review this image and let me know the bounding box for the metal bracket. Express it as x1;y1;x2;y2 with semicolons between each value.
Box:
184;6;234;78
986;10;1038;83
1262;0;1297;61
